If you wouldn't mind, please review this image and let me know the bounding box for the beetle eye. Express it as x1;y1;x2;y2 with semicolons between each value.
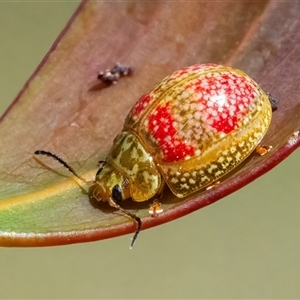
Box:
112;185;123;203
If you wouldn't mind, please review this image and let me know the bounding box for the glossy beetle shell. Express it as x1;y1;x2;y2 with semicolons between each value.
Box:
34;64;273;248
104;63;272;200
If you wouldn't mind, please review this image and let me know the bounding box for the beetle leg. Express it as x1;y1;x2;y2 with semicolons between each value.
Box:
149;199;163;217
267;93;278;112
255;145;273;156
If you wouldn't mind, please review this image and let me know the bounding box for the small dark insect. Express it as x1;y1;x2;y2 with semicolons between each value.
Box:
98;62;133;85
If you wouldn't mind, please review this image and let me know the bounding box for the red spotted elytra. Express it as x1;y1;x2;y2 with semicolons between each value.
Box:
35;63;277;247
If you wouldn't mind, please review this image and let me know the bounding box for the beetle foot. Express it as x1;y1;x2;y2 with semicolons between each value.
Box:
149;200;163;217
256;145;272;156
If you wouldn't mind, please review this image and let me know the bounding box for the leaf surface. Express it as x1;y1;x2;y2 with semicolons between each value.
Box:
0;1;299;246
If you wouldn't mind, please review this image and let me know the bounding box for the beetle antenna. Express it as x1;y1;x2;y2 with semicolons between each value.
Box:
108;197;142;249
34;150;88;184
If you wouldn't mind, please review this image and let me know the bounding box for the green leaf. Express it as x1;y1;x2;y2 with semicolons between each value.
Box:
0;1;299;246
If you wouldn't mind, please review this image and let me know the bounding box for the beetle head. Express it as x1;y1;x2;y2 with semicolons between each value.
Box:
92;162;131;203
